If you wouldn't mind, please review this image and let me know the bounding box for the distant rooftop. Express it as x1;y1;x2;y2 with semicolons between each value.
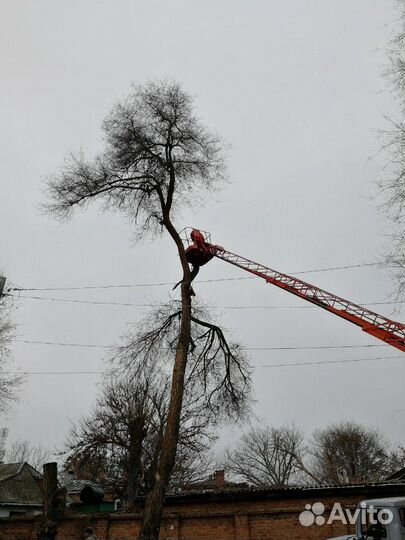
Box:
0;462;43;506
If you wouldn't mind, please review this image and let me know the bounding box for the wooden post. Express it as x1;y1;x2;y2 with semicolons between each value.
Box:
43;462;58;521
39;462;63;539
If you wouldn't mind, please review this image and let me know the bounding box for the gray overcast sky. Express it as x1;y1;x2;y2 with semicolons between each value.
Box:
1;0;404;455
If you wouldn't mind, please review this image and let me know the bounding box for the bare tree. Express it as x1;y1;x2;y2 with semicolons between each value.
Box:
224;420;403;488
63;353;220;505
224;425;305;487
5;439;50;471
309;421;389;484
379;3;405;295
114;302;251;421
44;80;245;539
109;302;249;496
0;282;22;412
386;444;405;476
64;374;161;503
169;449;216;490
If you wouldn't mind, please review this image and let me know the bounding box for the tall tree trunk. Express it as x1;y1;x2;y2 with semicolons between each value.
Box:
127;416;146;507
138;280;192;540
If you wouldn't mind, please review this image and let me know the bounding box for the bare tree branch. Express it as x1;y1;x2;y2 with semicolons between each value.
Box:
5;439;51;471
309;420;389;484
63;367;218;504
224;425;305;487
0;287;23;412
112;301;252;423
379;6;405;297
43;81;226;235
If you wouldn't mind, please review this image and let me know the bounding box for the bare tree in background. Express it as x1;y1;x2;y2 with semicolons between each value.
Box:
5;439;50;471
44;87;250;537
309;420;389;484
224;425;305;487
64;374;161;504
386;444;405;475
0;281;22;412
63;338;223;506
225;420;402;488
379;2;405;295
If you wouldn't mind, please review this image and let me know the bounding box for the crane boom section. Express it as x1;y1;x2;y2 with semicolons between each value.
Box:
209;246;405;353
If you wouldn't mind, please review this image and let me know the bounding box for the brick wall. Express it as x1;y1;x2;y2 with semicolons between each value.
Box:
0;483;403;540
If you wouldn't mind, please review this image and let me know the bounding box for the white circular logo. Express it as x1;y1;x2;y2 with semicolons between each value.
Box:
299;502;325;527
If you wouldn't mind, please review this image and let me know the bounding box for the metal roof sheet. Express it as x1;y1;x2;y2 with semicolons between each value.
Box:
0;463;43;506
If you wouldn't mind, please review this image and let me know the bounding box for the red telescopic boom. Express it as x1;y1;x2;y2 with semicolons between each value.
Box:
184;229;405;353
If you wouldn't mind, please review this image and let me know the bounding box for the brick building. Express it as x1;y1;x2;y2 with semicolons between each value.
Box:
0;480;404;539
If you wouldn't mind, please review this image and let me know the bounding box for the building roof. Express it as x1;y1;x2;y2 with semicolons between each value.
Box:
0;462;43;506
61;477;101;495
161;480;405;505
387;467;405;481
182;470;248;492
0;463;24;482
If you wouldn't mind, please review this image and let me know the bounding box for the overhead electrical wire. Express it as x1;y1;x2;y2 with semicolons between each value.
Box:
10;371;104;375
6;260;403;376
6;261;384;292
9;294;156;307
12;338;389;350
6;354;403;376
7;293;404;310
254;354;404;368
14;339;110;349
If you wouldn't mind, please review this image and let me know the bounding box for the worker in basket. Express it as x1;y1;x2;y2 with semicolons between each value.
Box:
174;229;223;295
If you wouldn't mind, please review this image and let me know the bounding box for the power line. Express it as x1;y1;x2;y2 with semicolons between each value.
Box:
244;345;388;351
7;277;252;291
254;354;404;368
8;293;404;310
5;370;104;375
10;294;154;307
7;261;383;292
294;262;382;274
12;338;390;350
6;354;403;376
14;339;111;349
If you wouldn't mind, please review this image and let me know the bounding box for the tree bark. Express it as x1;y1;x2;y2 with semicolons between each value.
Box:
138;278;192;539
138;162;194;539
127;416;147;506
43;462;58;521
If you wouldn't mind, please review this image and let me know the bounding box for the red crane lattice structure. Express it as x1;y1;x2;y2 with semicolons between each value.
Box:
183;228;405;353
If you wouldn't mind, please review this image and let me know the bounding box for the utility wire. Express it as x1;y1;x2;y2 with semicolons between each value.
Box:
294;262;382;274
6;354;403;375
14;339;110;349
12;339;390;350
8;293;404;310
9;294;155;307
254;354;403;368
11;371;104;375
7;262;383;292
